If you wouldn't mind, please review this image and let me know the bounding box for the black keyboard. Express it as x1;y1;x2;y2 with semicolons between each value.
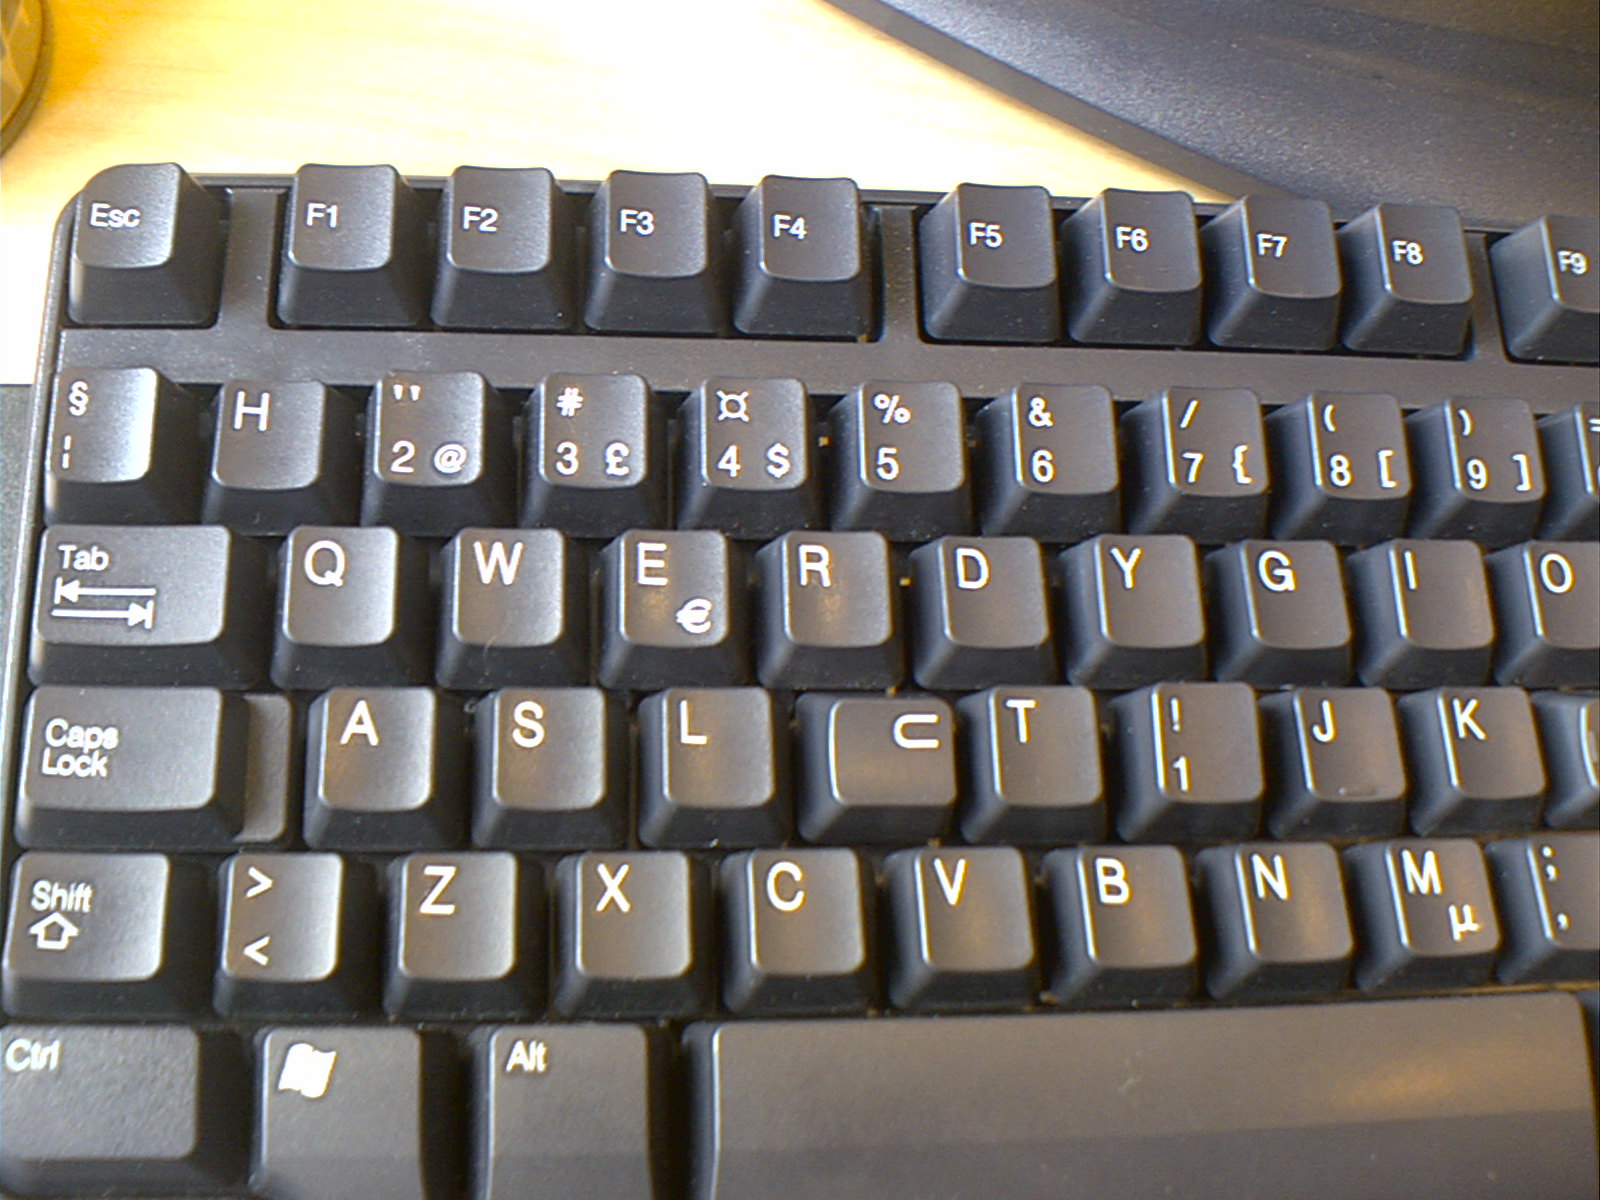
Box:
1;164;1597;1199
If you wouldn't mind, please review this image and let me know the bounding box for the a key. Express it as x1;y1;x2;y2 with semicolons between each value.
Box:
1535;692;1599;829
68;162;224;326
1266;392;1412;542
829;381;971;540
1201;195;1341;350
919;183;1061;342
1337;202;1473;355
733;174;871;337
1489;540;1599;686
1346;538;1494;687
1259;688;1407;838
957;686;1105;844
1206;539;1352;685
276;163;430;326
1536;401;1599;539
524;373;665;536
1490;214;1599;363
599;530;747;689
1407;396;1545;546
1058;533;1207;687
584;170;721;333
908;535;1054;688
1123;387;1269;539
677;377;819;536
1060;188;1203;345
1399;687;1544;834
1487;833;1600;983
974;384;1120;540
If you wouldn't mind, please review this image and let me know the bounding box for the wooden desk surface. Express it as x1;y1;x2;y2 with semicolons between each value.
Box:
0;0;1216;383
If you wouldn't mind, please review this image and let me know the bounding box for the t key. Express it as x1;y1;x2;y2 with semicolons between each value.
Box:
1123;388;1269;539
585;170;721;333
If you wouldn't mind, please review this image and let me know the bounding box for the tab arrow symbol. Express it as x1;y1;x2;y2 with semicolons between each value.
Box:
243;936;271;966
245;866;274;898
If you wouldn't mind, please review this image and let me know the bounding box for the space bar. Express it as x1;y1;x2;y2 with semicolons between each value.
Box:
686;993;1598;1200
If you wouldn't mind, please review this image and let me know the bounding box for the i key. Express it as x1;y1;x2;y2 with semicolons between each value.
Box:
585;170;721;333
1124;388;1268;539
524;373;665;536
1407;396;1545;546
919;183;1061;343
830;381;971;540
975;384;1121;539
1347;539;1494;687
1201;195;1341;350
1267;392;1411;542
1338;202;1473;356
678;377;819;536
1060;188;1203;346
1344;839;1500;990
599;530;746;689
734;174;871;337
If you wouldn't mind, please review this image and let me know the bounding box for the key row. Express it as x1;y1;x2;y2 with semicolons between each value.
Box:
46;367;1600;543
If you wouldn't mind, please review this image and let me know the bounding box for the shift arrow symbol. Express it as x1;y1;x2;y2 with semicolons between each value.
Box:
243;936;271;966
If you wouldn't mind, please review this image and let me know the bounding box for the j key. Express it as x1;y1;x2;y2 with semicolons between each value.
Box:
216;852;378;1018
1491;214;1600;363
974;384;1120;540
1489;541;1600;686
1537;401;1600;538
554;851;710;1018
473;688;629;850
1407;396;1545;546
1535;692;1599;829
585;170;721;333
1060;188;1202;346
638;688;786;848
1347;539;1494;687
1113;682;1264;841
678;377;818;536
272;525;432;688
31;524;267;687
255;1026;457;1200
755;530;903;689
204;380;361;532
1259;688;1406;838
276;163;430;327
733;174;870;338
524;373;665;535
1399;687;1544;834
385;852;541;1019
1197;842;1353;999
919;183;1060;342
1123;388;1268;539
599;530;746;689
45;368;202;524
432;165;576;330
721;848;872;1014
797;693;956;843
363;371;514;534
1043;845;1199;1004
437;528;587;688
957;686;1105;844
68;162;223;326
3;852;209;1018
830;381;971;540
1344;838;1500;990
1206;539;1352;685
1487;833;1600;983
304;688;466;850
1337;202;1473;356
1201;195;1340;350
908;535;1054;688
1058;533;1207;687
0;1024;246;1197
1266;392;1412;542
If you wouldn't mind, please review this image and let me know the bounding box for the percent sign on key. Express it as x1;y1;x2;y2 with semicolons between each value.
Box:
873;392;912;424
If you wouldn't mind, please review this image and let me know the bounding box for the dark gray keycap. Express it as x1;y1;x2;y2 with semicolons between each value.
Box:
919;183;1060;342
1338;202;1473;355
1043;845;1198;1004
3;851;208;1018
1266;391;1412;542
215;852;377;1018
796;693;956;843
362;371;514;534
957;686;1105;844
584;170;721;333
68;162;223;326
1490;540;1600;686
272;525;432;688
1536;691;1599;829
1260;687;1406;838
1407;396;1546;546
276;163;430;327
524;372;665;535
432;165;575;330
304;688;466;850
908;535;1054;687
886;847;1037;1011
1537;400;1599;538
721;848;871;1015
44;368;202;524
1347;538;1494;687
685;993;1598;1200
254;1026;456;1200
1113;682;1264;841
1060;188;1202;345
638;687;786;847
829;381;971;540
1206;539;1352;684
1491;214;1600;363
1058;533;1206;687
473;688;628;849
385;851;540;1019
1344;838;1500;990
1399;687;1544;834
1197;841;1353;999
1123;387;1268;539
1201;195;1340;350
755;530;903;689
599;529;746;688
733;174;870;337
554;851;710;1018
974;384;1120;538
1488;833;1600;983
204;380;361;532
677;377;819;536
0;1024;245;1197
